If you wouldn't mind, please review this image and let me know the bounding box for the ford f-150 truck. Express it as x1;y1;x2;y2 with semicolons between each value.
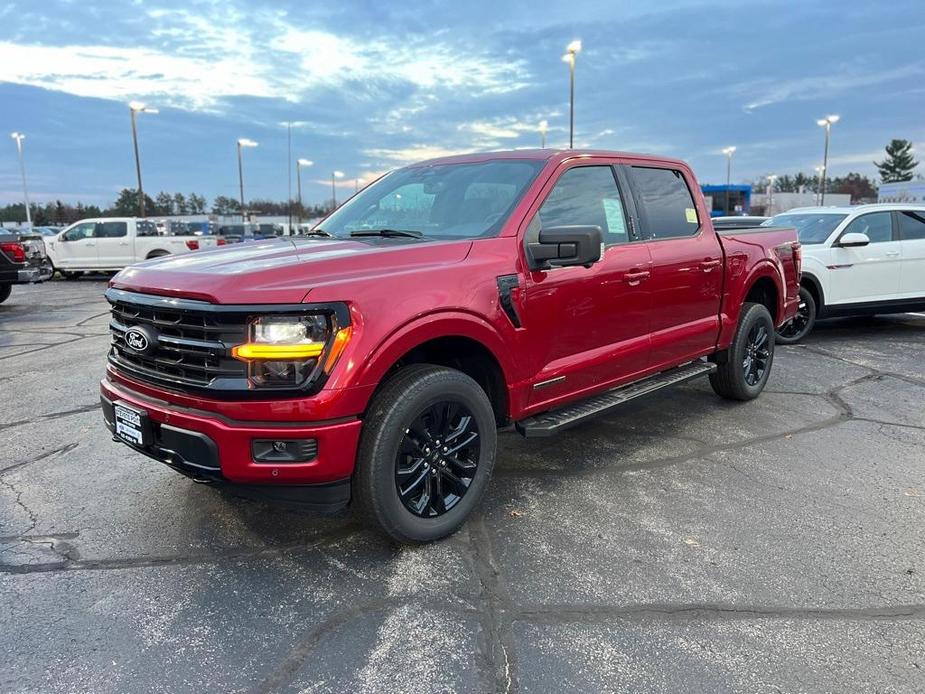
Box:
101;150;801;543
45;217;222;278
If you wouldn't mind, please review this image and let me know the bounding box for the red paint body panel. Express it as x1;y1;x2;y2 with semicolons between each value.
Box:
101;149;800;487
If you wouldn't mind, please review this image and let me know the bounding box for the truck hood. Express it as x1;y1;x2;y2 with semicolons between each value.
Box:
110;237;473;304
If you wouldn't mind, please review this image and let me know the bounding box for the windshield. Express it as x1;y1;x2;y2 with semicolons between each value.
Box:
319;159;545;240
762;213;848;244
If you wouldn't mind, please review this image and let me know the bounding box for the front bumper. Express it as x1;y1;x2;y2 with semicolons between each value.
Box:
101;378;363;511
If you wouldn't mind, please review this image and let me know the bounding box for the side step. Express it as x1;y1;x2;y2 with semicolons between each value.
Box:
515;361;717;438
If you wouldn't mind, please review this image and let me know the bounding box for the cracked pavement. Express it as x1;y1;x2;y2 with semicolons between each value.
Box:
1;280;924;693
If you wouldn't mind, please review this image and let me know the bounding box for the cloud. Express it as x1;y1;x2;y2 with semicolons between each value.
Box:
0;13;531;113
735;62;925;111
362;144;477;164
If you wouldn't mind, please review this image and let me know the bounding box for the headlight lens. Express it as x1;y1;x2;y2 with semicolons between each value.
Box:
232;313;350;389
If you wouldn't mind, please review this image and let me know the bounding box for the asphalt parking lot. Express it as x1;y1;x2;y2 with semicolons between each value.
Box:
1;278;924;693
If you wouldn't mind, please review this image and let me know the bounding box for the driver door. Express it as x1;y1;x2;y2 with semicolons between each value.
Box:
53;221;98;269
521;163;653;406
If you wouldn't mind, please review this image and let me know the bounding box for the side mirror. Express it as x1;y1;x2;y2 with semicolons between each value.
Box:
528;225;603;270
838;232;870;248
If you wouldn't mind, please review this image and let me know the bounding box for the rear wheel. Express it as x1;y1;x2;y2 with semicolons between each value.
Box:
776;286;816;344
0;284;11;304
710;302;775;401
353;364;497;544
61;270;82;280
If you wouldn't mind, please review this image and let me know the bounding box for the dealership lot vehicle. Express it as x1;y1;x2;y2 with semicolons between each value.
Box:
766;204;925;342
2;279;924;692
44;217;220;276
0;230;43;304
100;149;800;543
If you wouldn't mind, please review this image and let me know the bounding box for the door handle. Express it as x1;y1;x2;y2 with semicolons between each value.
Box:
624;269;651;285
700;259;721;272
885;251;900;257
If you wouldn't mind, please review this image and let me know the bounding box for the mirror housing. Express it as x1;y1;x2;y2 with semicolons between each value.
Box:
528;225;603;270
838;231;870;248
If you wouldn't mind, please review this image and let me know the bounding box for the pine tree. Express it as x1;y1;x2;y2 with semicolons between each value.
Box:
874;139;918;183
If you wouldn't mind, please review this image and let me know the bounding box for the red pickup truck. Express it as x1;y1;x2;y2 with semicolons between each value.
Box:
102;150;800;543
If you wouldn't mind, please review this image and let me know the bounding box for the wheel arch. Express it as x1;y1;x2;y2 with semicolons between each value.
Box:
800;272;825;313
355;313;514;426
741;262;784;324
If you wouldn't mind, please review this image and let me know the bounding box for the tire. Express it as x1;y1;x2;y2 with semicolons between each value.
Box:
62;271;82;280
775;286;816;344
353;364;497;544
710;302;775;401
0;284;10;304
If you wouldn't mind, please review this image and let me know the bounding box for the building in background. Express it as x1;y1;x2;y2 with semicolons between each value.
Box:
750;191;851;216
879;181;925;203
701;184;752;217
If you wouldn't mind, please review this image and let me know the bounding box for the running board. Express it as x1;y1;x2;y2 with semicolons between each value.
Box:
515;361;717;438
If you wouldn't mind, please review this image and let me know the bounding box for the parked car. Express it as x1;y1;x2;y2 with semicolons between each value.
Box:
12;227;54;280
762;204;925;342
44;218;220;277
712;215;769;229
101;149;800;543
0;230;43;304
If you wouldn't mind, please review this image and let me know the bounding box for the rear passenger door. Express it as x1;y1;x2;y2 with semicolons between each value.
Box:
626;165;723;368
94;220;132;268
896;210;925;299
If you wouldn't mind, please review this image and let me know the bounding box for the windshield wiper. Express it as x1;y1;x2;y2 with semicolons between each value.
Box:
301;228;334;237
349;228;424;239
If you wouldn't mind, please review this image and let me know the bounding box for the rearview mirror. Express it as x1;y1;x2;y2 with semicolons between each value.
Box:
528;225;603;270
838;232;870;248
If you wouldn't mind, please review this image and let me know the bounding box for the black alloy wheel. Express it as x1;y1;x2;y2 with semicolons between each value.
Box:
742;322;771;386
776;286;816;344
395;400;481;517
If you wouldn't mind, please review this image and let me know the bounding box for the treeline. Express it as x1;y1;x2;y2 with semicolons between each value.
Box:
0;188;334;225
750;172;879;203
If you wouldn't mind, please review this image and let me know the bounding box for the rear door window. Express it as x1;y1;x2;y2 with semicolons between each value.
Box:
96;221;128;238
898;210;925;240
535;166;630;245
629;167;700;239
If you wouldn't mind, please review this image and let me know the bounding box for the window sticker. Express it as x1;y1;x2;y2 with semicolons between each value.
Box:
603;198;627;237
685;207;698;224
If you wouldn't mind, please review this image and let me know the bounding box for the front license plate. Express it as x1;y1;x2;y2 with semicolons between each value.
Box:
114;403;149;446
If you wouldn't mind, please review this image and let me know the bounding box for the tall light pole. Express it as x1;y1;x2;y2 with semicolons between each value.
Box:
722;146;736;214
816;114;839;205
331;170;344;209
10;132;31;226
538;119;548;149
296;158;313;225
814;165;825;205
129;102;158;218
237;138;258;222
766;174;778;216
562;40;581;149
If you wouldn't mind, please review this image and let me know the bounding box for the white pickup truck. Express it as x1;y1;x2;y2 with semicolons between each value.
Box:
45;218;221;277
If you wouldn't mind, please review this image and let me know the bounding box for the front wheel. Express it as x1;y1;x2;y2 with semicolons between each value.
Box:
353;364;497;544
710;302;775;401
776;286;816;344
0;284;11;304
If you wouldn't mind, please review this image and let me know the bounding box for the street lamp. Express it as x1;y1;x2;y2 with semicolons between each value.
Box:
562;40;581;149
10;132;31;226
129;101;158;218
538;119;548;148
816;115;839;205
296;158;313;225
766;174;778;216
331;170;344;209
814;165;825;205
722;146;736;214
236;138;258;222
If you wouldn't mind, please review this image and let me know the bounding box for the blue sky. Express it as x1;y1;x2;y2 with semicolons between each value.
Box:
1;0;923;208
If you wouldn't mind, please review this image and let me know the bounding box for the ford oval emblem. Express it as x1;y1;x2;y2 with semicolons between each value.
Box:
124;326;157;355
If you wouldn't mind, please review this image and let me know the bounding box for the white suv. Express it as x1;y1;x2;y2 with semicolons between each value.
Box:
763;204;925;342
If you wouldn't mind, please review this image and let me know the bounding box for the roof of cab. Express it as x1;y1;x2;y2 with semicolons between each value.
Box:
408;148;689;169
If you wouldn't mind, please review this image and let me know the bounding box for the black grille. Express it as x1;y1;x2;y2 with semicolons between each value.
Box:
108;292;247;390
